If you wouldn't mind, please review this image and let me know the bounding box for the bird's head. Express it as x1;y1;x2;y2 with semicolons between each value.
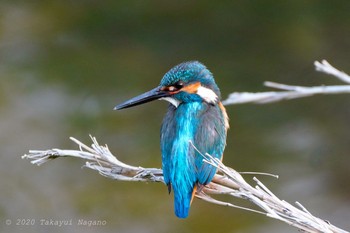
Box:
114;61;221;110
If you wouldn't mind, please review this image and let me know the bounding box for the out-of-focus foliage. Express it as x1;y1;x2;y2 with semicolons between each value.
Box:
1;1;349;233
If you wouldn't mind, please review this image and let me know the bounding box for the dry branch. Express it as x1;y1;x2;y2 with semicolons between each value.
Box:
222;60;350;105
22;136;348;233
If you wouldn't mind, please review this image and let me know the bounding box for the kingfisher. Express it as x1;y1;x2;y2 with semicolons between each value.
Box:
114;61;229;218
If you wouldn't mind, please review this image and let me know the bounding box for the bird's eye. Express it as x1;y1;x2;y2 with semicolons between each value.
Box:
174;81;184;90
167;81;184;92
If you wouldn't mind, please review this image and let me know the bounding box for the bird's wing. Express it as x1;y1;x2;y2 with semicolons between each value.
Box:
194;104;227;185
160;105;177;187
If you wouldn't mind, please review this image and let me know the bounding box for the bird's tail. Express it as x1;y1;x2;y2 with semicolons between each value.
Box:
174;186;197;218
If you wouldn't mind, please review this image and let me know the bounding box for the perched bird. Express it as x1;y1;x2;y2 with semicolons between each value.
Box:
115;61;229;218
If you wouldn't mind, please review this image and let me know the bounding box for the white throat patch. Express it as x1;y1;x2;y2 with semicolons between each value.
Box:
159;97;181;108
196;86;218;104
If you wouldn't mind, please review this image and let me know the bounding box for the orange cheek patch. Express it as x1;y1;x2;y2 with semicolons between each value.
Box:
182;82;200;93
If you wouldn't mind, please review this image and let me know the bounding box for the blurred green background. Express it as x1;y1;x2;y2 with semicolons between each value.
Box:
1;1;350;233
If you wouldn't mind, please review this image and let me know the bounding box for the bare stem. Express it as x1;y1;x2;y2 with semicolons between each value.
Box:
222;60;350;105
22;136;348;233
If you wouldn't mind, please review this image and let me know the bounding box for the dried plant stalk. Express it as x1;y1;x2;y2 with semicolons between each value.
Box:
22;136;348;233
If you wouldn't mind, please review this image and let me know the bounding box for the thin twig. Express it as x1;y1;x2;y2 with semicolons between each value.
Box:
222;60;350;105
314;60;350;84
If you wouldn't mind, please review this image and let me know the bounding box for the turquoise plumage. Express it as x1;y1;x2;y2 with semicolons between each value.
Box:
115;61;229;218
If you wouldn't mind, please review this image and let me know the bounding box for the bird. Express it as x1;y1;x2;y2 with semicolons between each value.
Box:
114;61;229;218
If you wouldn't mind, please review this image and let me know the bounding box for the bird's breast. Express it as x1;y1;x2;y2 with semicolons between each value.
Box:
160;102;204;182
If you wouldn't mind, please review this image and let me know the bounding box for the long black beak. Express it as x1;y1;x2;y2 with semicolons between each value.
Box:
114;87;169;110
